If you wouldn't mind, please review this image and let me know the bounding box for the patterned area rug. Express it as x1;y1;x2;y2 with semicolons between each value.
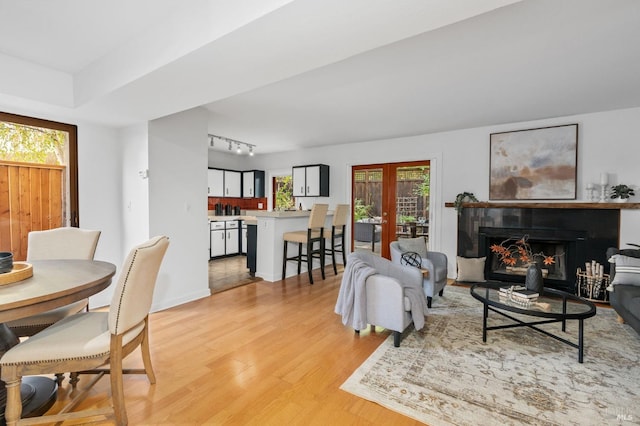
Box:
341;285;640;425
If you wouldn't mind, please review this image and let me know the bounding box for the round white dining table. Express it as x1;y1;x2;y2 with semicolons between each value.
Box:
0;259;116;420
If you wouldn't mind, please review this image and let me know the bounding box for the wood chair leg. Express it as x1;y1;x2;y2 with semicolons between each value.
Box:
297;243;303;275
393;331;401;347
141;319;156;384
110;335;127;426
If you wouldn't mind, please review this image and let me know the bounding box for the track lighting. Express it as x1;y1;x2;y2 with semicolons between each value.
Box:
208;134;256;156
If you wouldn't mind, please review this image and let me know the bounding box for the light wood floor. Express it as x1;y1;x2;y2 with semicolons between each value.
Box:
49;265;424;425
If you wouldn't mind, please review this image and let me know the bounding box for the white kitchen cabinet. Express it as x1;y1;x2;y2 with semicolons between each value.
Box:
208;168;224;197
224;171;241;198
210;221;226;257
292;164;329;197
210;220;241;257
225;221;239;255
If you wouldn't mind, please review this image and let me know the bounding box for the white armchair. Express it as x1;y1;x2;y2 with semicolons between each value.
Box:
390;239;448;308
345;250;427;347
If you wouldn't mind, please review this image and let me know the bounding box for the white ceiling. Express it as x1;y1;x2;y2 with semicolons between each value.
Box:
1;0;639;154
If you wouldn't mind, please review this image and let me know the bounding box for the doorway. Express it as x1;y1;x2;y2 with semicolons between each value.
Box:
0;112;78;260
352;161;430;259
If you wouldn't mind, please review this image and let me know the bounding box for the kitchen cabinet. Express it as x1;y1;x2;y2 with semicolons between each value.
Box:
209;220;240;257
208;168;241;198
242;170;265;198
207;168;224;197
225;221;239;254
292;164;329;197
210;221;226;257
224;171;241;198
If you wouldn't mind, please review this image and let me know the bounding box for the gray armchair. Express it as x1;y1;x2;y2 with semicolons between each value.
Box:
390;240;448;308
338;250;428;347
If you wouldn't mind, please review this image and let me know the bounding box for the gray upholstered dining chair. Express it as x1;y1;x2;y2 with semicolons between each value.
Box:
0;235;169;426
6;227;101;338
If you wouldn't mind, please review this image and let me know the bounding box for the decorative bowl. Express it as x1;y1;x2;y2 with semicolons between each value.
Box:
0;252;14;274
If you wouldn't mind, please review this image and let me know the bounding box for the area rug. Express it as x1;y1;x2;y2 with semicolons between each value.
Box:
341;285;640;425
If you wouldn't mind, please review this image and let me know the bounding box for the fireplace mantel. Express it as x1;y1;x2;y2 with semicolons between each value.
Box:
445;201;640;209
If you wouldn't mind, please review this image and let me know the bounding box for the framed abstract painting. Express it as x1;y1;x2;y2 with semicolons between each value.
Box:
489;124;578;200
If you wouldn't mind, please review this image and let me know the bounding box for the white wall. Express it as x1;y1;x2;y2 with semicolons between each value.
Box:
245;106;640;277
119;124;150;254
148;107;211;312
76;122;125;307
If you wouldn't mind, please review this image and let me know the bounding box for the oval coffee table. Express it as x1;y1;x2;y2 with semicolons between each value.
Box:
470;282;597;363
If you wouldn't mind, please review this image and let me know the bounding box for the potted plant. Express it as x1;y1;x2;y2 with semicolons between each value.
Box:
610;184;635;202
453;192;479;215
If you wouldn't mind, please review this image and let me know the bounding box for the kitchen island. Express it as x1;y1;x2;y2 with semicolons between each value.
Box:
245;209;334;282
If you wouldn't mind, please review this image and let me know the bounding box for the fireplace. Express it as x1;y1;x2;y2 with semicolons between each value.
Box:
479;226;586;291
457;206;620;293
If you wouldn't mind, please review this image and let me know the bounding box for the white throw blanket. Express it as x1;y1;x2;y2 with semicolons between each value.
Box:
402;281;427;330
334;257;377;331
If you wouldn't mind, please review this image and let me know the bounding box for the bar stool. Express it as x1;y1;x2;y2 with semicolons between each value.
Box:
324;204;349;275
282;204;329;284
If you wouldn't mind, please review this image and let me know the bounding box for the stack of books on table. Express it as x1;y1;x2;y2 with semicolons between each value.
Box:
499;285;539;302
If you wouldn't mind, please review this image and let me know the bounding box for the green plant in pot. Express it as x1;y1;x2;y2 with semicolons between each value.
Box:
453;192;479;215
610;184;635;202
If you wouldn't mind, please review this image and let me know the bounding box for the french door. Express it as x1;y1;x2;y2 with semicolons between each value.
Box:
351;161;430;259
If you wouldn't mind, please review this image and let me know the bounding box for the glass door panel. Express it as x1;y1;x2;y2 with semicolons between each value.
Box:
352;167;383;255
351;161;430;259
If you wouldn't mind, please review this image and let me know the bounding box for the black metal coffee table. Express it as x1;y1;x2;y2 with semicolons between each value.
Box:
470;282;597;363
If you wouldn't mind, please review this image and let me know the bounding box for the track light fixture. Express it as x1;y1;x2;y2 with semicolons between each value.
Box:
208;134;256;156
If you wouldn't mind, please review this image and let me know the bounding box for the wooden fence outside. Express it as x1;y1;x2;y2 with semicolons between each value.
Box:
0;161;65;261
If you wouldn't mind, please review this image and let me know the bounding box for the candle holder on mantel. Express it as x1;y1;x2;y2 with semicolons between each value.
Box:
585;183;596;202
599;173;609;203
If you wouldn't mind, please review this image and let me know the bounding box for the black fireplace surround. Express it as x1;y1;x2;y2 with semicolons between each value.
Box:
457;207;619;293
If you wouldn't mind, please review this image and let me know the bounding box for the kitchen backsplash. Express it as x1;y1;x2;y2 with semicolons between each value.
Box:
207;197;267;211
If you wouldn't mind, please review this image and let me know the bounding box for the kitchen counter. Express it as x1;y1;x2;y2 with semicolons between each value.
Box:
208;214;257;225
244;209;334;282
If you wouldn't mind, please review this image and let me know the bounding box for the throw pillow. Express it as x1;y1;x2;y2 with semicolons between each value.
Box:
606;247;640;281
397;237;427;258
456;256;486;283
610;254;640;286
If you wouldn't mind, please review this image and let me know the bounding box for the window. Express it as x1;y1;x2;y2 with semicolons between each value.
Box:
273;175;295;210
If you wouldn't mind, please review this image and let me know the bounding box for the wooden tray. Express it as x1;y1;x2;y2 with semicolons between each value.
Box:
0;262;33;285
